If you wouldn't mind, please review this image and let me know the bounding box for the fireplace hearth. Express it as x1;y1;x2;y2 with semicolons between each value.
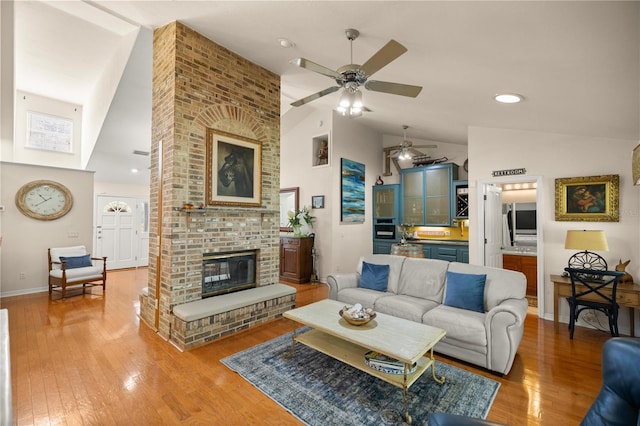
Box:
202;250;257;298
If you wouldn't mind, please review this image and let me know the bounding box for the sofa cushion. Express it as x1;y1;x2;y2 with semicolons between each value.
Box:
443;271;486;313
397;258;449;302
374;294;440;323
448;262;526;311
337;288;392;309
59;254;93;269
359;261;390;292
423;305;487;347
358;255;406;294
49;266;104;281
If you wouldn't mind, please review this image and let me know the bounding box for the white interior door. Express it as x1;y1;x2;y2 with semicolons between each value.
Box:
96;196;137;270
483;185;503;268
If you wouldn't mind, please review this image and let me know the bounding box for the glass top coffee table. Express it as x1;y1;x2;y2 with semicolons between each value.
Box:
283;299;446;424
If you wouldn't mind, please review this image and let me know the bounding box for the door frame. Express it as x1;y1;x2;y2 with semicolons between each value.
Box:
478;175;545;317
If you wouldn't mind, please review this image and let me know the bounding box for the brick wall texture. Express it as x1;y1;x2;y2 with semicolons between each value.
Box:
142;21;281;341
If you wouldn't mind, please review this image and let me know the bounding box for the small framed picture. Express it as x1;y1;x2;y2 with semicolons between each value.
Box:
312;195;325;209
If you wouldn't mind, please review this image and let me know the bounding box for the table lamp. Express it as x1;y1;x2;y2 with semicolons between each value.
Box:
564;230;608;270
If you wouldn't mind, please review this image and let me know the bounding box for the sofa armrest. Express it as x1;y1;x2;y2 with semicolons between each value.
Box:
326;273;359;300
484;298;528;374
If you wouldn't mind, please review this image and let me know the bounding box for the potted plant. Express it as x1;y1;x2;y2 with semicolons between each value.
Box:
287;207;315;237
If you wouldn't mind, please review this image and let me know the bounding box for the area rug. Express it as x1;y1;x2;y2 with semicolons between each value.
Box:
221;330;500;425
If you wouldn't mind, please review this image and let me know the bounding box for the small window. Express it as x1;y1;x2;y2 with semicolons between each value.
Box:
104;201;131;213
26;111;73;153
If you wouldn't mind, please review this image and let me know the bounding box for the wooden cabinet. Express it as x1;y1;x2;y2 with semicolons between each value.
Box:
280;236;314;283
400;163;459;226
502;254;537;296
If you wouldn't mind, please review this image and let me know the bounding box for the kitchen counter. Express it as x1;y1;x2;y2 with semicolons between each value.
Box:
406;239;469;246
501;248;537;256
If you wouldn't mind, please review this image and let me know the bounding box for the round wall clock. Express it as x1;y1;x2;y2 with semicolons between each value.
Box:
15;180;74;220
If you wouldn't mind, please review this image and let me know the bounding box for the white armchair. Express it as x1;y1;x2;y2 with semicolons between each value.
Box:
48;246;107;298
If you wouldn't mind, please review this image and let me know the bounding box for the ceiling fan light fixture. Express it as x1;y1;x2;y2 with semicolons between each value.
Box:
494;93;524;104
352;89;363;108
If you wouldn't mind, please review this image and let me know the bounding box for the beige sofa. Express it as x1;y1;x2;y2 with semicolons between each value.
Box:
326;254;527;375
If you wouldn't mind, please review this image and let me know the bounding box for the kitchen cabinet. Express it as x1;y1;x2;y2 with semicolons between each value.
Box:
502;254;537;296
372;185;400;252
373;184;400;219
373;241;393;255
400;163;459;225
280;236;314;283
417;243;469;264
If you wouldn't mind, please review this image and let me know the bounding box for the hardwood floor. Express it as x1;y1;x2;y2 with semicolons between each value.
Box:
2;268;611;425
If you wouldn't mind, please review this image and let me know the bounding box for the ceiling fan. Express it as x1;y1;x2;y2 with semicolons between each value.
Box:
383;125;437;176
289;29;423;113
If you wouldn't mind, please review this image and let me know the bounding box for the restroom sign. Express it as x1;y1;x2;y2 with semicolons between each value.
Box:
492;168;526;177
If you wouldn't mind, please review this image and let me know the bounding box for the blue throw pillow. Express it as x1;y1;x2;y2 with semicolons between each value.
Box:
59;254;93;269
359;261;390;292
444;271;487;313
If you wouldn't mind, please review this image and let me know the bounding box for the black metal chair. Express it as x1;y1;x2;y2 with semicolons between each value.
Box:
564;267;625;339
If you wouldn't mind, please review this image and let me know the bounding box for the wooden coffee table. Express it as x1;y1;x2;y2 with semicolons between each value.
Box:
283;299;446;424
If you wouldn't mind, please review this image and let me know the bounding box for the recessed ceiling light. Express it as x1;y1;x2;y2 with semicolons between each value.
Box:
277;38;295;48
494;93;524;104
131;168;139;173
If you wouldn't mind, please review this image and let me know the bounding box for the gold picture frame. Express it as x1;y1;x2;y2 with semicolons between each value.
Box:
555;174;619;222
206;129;262;207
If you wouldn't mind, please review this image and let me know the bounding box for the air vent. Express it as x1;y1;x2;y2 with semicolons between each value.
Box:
133;150;150;156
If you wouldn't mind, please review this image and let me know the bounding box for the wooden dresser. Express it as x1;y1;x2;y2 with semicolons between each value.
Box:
279;236;314;283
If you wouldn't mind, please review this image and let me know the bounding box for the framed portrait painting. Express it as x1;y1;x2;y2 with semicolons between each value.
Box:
206;129;262;207
340;158;365;223
555;174;619;222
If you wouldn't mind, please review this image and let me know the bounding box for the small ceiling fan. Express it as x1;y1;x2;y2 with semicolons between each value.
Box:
289;29;423;112
383;125;437;176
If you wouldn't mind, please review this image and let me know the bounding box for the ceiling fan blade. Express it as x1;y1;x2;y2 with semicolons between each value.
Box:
290;86;340;107
359;40;407;77
413;144;438;149
365;80;423;97
290;58;341;79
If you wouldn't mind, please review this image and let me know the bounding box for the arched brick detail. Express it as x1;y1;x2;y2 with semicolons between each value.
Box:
191;104;267;142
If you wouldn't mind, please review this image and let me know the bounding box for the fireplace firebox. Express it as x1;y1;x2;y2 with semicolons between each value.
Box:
202;250;257;298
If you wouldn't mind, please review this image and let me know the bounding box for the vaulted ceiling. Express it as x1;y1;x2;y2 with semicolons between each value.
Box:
13;1;640;185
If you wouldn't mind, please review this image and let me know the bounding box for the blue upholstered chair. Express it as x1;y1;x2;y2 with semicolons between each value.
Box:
581;337;640;426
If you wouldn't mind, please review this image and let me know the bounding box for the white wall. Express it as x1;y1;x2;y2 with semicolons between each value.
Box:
0;162;95;297
329;112;383;275
281;106;383;280
468;126;640;324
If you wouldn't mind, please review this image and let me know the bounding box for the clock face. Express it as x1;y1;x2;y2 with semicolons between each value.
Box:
16;180;73;220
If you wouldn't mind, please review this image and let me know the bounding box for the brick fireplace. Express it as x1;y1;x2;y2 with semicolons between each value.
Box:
139;21;284;346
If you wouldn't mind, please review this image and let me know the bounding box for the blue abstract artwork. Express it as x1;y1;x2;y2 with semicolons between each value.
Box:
341;158;365;223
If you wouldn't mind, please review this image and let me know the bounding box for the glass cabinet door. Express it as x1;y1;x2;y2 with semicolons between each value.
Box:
374;186;396;218
402;170;424;224
425;167;450;225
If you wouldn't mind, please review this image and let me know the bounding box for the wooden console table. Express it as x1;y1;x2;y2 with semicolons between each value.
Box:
551;274;640;336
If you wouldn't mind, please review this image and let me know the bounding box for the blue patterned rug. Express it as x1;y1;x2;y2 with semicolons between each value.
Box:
221;330;500;425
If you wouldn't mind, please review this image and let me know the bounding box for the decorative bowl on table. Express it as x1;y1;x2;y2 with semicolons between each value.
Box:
339;304;376;326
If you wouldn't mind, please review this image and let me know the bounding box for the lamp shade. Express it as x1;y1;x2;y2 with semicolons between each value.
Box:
564;230;608;251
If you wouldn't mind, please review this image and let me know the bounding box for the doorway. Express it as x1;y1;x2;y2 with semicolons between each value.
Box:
95;195;150;270
478;176;544;316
